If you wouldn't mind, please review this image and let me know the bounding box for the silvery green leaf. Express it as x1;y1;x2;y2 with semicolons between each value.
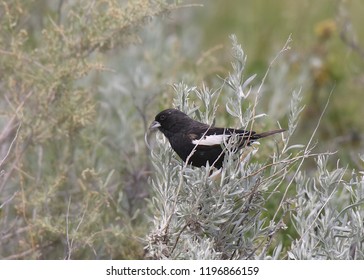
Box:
284;144;305;152
242;73;257;90
252;113;267;120
226;101;239;117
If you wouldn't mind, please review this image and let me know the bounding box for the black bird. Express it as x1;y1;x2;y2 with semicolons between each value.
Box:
150;108;285;169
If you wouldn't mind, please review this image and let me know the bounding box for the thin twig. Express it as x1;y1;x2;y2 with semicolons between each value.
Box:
65;196;72;259
0;191;18;209
0;123;21;168
272;86;334;222
249;34;292;134
65;196;88;260
171;223;189;254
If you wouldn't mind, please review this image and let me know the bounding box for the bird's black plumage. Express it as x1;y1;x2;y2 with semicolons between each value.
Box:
150;108;284;169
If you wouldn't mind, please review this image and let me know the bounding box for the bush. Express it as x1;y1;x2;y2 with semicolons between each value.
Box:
1;1;363;260
0;0;174;260
145;35;364;260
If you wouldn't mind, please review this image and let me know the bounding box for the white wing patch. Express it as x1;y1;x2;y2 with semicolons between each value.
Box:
192;134;230;146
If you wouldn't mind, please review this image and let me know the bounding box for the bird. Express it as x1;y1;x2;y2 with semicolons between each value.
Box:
149;108;285;169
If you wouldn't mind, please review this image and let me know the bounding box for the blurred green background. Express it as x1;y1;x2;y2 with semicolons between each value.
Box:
193;0;364;157
0;0;363;259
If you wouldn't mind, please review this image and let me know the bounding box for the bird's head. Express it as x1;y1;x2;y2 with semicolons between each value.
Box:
149;108;189;133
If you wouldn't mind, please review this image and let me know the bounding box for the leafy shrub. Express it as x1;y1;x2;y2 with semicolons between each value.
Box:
0;0;174;260
145;35;364;260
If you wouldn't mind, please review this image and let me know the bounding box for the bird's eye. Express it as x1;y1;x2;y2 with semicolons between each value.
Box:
159;114;166;121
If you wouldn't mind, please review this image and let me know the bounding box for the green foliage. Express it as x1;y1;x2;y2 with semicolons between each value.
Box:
1;0;363;260
289;156;364;259
0;0;174;259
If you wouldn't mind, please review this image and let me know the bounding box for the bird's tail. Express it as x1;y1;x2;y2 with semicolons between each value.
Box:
256;129;285;139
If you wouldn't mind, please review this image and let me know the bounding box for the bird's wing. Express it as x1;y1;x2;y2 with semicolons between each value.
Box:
190;127;256;148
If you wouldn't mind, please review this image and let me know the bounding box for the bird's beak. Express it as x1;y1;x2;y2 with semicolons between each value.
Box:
149;120;161;130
